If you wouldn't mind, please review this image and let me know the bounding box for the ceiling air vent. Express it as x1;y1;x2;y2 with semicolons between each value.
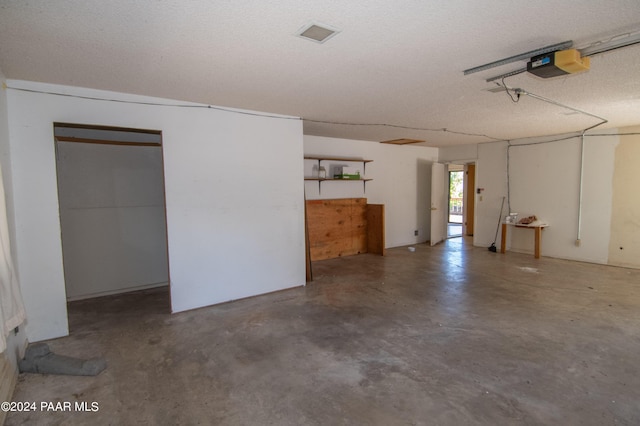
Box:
296;22;340;44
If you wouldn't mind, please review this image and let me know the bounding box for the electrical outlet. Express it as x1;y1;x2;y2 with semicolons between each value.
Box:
414;230;419;236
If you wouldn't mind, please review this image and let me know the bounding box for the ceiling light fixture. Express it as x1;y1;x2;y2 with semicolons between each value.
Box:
296;22;341;44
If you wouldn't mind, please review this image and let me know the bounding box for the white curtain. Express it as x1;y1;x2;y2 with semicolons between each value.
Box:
0;162;25;353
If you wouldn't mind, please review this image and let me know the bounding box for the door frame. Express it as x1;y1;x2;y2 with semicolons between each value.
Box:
53;122;171;322
464;163;476;236
430;162;447;246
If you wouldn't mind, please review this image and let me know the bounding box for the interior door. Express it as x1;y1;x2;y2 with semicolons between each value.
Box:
430;162;446;246
465;163;476;236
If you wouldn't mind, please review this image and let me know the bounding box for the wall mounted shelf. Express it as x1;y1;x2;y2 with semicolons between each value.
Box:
304;156;373;194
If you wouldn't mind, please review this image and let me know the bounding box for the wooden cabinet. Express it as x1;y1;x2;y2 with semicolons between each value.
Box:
305;198;385;261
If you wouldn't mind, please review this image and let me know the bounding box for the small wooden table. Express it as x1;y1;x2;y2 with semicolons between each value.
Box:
501;222;548;259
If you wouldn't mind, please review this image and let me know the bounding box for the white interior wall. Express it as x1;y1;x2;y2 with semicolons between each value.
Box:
607;128;640;268
442;129;627;265
474;142;509;248
0;68;27;395
0;74;15;246
6;80;305;342
304;136;438;247
56;141;169;300
438;144;478;164
507;136;616;263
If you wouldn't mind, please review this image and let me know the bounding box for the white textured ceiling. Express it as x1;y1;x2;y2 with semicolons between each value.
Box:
1;0;639;147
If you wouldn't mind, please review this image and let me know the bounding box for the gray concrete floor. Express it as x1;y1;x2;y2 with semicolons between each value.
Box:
7;238;640;425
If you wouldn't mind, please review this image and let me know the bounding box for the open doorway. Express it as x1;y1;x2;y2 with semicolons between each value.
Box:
448;165;464;238
464;163;476;237
54;123;171;327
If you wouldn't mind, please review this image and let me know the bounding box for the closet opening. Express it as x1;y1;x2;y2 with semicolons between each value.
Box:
53;123;171;328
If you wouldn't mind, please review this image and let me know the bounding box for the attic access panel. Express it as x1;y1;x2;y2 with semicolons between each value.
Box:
380;138;425;145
